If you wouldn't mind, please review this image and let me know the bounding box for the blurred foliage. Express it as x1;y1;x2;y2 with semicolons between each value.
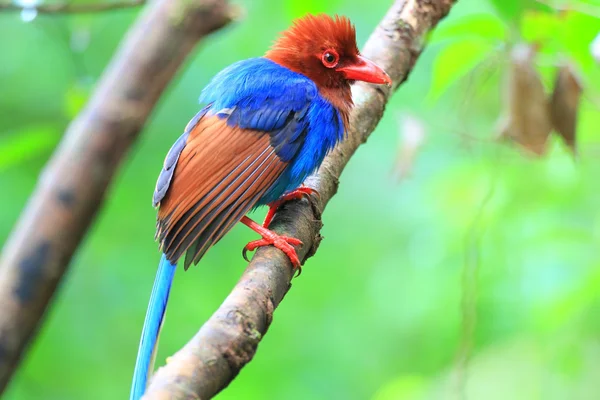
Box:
1;0;600;399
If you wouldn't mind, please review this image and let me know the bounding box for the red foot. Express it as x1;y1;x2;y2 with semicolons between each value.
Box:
262;186;320;228
241;216;303;271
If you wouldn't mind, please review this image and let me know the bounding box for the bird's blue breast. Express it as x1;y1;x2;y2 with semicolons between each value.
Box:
199;58;344;205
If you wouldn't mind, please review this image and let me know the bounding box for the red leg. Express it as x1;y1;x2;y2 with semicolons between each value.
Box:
241;216;303;269
262;186;319;228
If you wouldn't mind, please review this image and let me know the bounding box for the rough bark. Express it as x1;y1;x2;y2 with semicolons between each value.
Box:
144;0;458;399
0;0;235;393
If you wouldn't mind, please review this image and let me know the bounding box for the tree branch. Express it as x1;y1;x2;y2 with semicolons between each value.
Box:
0;0;236;393
0;1;145;14
144;0;458;398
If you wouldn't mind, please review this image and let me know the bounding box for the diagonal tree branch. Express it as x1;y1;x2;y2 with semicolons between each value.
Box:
0;0;236;393
144;0;458;398
0;0;145;14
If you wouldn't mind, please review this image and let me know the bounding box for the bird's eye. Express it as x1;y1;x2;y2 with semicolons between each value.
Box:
321;49;339;68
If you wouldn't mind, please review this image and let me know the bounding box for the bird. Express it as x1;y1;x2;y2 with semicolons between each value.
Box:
130;14;391;399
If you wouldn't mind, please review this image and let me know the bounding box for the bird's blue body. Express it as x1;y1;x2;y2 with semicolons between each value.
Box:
200;58;344;204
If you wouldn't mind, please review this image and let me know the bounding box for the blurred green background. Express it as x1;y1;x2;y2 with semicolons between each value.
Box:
1;0;600;399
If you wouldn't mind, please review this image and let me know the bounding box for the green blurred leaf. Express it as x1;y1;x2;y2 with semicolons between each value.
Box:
284;0;340;19
0;127;59;171
65;82;92;119
489;0;522;20
521;10;562;43
429;40;494;100
561;12;600;73
430;14;507;44
372;375;427;400
433;340;545;400
520;10;600;80
536;263;600;330
490;0;552;21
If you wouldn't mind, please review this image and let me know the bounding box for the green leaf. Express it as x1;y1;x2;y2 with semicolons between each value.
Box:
536;263;600;330
489;0;522;20
65;82;92;119
520;10;600;75
0;127;59;171
560;11;600;73
284;0;340;19
428;40;495;100
489;0;552;21
372;375;428;400
521;10;562;43
430;13;507;44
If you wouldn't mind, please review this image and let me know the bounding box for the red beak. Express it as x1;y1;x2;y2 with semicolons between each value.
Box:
336;55;392;86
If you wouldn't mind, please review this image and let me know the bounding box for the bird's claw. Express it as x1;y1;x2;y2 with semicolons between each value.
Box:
277;186;320;206
262;186;320;229
242;234;303;272
293;185;320;200
295;186;322;221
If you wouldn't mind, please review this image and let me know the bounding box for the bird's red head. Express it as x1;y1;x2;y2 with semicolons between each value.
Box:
265;14;391;123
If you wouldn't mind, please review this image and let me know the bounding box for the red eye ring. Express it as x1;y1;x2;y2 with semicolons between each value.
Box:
321;49;339;68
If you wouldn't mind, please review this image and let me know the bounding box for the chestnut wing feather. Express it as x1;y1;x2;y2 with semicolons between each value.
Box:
153;105;211;208
155;115;287;269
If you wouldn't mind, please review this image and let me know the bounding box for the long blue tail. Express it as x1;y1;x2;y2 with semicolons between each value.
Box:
130;254;177;400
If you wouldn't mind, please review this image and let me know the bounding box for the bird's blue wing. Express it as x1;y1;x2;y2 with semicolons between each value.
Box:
201;57;320;163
